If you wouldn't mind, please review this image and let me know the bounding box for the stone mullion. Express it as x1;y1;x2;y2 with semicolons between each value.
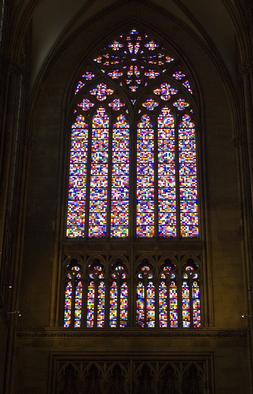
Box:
239;61;253;391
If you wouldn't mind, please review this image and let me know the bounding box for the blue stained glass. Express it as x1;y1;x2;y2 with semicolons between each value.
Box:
179;115;199;237
157;108;176;237
111;115;130;237
89;108;109;237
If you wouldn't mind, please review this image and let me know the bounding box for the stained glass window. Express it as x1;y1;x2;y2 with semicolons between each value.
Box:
87;261;106;328
63;256;201;329
64;262;83;328
136;262;156;328
66;28;200;239
159;260;178;328
64;28;202;330
182;260;201;328
109;263;128;328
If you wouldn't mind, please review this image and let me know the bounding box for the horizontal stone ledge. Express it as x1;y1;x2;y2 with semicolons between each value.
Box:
16;328;247;338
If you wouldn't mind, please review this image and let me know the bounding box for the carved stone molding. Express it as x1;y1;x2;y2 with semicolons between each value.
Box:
16;328;246;338
50;353;214;394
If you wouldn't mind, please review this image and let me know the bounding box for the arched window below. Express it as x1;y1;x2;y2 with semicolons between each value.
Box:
62;256;201;329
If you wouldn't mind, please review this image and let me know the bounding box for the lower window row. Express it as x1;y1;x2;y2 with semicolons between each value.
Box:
63;257;201;329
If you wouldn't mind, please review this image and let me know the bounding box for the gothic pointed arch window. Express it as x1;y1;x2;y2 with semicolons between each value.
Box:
63;28;202;329
66;28;199;239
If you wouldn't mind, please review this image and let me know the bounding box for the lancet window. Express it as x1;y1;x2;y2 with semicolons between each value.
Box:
66;28;199;239
63;28;203;329
63;256;201;329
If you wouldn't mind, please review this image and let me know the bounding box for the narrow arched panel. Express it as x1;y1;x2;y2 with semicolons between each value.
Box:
136;262;155;327
111;115;130;237
88;108;110;237
136;115;155;238
66;116;88;238
109;263;128;327
178;115;199;237
157;108;176;237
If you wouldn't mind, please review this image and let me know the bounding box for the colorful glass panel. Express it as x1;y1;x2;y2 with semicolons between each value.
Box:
136;264;155;327
172;70;185;81
64;265;83;328
183;80;193;94
182;279;191;328
182;263;201;328
64;273;72;328
78;98;94;111
154;83;178;101
108;99;125;110
157;108;176;237
87;263;106;328
111;115;130;237
89;83;114;101
109;265;128;327
89;108;109;237
192;280;201;328
66;116;88;237
159;263;178;328
136;115;155;237
142;98;159;110
92;29;179;93
74;275;83;328
173;99;190;111
179;115;199;237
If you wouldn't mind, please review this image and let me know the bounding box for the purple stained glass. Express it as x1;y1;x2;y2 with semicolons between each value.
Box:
183;80;193;94
108;99;125;111
89;83;114;101
64;273;72;328
109;265;128;328
136;115;155;237
179;115;199;237
66;116;88;238
144;70;160;79
173;98;190;111
111;115;130;237
173;70;186;81
92;30;179;93
89;108;109;237
182;263;201;328
145;40;159;50
87;263;105;328
64;265;83;328
74;275;83;328
142;98;159;111
136;264;155;327
78;98;94;111
159;263;178;328
154;83;178;101
108;70;123;79
158;108;176;237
